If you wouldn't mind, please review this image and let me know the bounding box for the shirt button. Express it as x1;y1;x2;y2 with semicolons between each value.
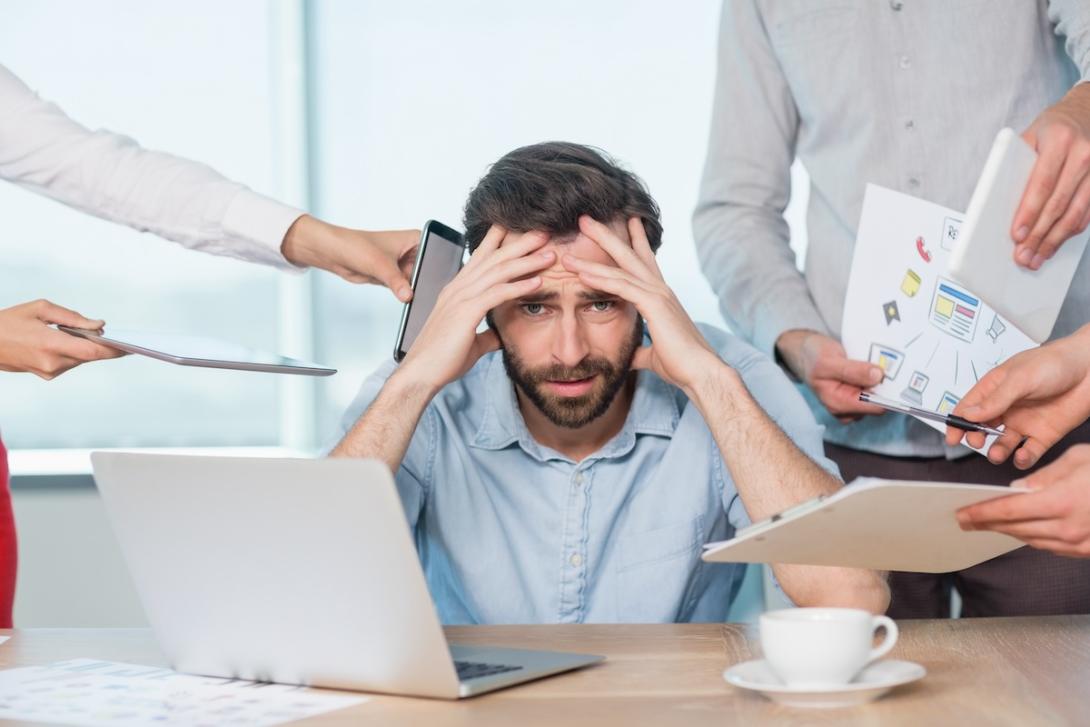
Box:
890;0;903;10
573;472;584;485
570;553;583;567
908;177;920;189
899;55;912;69
905;119;915;130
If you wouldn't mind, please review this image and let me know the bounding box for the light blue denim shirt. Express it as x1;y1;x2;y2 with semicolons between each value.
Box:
339;325;839;624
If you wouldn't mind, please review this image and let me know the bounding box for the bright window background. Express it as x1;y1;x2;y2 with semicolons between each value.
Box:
2;0;810;456
5;0;814;627
0;1;285;450
310;0;733;445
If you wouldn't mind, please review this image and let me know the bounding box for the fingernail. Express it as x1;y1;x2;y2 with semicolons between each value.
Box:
398;286;411;300
1016;246;1033;265
870;368;883;384
1031;254;1045;269
960;404;980;415
1014;226;1029;242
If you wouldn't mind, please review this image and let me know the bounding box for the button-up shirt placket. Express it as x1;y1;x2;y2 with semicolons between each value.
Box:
889;1;924;195
557;465;591;622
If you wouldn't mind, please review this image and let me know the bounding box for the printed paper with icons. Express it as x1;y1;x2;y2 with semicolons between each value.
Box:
841;184;1037;454
0;658;367;726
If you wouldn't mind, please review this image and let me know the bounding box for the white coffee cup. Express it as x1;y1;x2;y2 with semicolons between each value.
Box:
758;607;898;688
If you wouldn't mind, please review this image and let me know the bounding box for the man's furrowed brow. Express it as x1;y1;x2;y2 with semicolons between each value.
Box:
517;291;559;304
515;289;615;303
578;288;615;300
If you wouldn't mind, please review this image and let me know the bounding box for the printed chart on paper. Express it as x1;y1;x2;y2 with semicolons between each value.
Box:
842;185;1037;449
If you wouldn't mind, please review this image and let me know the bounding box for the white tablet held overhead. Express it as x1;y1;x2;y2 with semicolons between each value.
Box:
948;127;1090;343
58;326;336;376
701;479;1027;573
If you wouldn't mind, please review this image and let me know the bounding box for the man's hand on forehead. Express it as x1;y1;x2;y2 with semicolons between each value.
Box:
560;215;723;394
496;220;630;258
395;224;556;391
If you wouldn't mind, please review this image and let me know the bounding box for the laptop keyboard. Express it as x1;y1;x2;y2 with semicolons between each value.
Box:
454;660;524;681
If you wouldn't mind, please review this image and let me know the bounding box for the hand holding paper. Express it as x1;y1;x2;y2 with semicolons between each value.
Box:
775;330;887;423
957;445;1090;558
841;184;1038;456
946;323;1090;467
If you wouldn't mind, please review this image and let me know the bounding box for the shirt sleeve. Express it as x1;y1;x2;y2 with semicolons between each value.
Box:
333;359;435;531
0;63;304;270
692;0;830;358
1049;0;1090;81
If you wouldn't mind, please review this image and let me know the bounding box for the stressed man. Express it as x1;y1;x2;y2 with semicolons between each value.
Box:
333;142;888;623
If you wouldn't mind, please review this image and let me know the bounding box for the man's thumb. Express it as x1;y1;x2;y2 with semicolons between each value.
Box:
631;346;654;371
36;301;104;331
837;358;884;388
377;260;413;303
474;329;501;357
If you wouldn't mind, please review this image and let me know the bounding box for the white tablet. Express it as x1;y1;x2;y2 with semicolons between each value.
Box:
949;127;1090;343
702;478;1028;573
58;326;336;376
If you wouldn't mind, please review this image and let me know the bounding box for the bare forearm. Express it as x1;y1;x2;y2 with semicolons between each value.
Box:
688;365;840;520
330;371;436;472
689;365;890;612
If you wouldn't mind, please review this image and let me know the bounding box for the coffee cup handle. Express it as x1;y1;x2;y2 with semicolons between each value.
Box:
868;615;899;663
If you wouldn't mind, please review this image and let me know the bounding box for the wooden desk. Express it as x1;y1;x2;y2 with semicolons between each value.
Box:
1;617;1087;725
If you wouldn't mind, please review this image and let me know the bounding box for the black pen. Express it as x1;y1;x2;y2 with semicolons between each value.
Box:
859;392;1005;437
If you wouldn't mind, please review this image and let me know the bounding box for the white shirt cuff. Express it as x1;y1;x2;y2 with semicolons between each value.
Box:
220;188;306;270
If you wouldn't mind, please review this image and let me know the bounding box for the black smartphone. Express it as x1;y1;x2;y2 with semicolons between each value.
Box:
393;220;465;362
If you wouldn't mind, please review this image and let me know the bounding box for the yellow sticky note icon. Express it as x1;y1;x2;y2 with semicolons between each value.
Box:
935;295;955;318
901;269;921;298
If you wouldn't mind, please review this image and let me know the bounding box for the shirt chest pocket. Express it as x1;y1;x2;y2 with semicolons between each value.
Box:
767;3;858;49
615;515;705;623
765;4;863;123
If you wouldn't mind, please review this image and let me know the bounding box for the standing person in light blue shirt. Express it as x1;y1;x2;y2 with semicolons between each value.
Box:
334;142;888;624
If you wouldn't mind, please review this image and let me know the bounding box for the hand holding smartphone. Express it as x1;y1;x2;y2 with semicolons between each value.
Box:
394;220;465;361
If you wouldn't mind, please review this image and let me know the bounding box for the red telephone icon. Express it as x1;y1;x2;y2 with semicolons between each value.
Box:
916;236;932;263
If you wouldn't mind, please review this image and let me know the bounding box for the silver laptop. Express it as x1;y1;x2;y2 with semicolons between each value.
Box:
91;453;603;698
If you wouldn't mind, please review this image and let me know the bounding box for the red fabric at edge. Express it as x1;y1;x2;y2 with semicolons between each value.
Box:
0;437;17;627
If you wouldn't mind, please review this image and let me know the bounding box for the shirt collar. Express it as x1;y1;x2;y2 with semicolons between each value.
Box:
471;352;681;460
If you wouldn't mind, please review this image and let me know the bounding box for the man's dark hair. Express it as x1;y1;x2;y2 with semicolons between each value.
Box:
463;141;663;253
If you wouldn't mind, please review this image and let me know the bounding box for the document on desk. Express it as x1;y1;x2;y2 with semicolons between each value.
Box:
841;185;1037;454
0;658;367;726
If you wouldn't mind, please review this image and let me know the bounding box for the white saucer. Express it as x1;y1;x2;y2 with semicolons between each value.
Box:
723;659;926;708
